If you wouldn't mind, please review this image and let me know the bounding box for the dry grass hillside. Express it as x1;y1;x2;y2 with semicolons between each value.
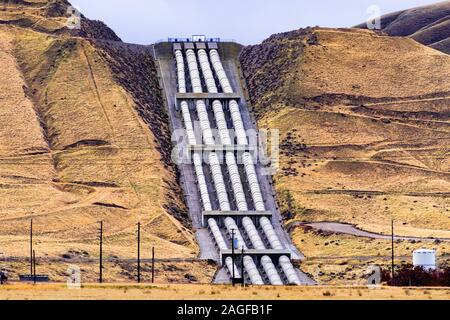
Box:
0;0;215;283
355;1;450;54
240;27;450;284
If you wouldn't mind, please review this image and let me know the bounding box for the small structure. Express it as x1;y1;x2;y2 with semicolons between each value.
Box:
19;274;50;282
0;269;7;284
0;252;6;284
192;35;206;42
168;36;221;43
413;249;436;271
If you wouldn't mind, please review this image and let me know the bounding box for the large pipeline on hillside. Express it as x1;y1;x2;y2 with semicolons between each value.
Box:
198;48;284;285
184;49;264;284
176;49;239;279
209;48;302;285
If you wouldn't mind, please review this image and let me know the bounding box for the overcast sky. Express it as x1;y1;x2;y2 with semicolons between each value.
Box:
71;0;443;45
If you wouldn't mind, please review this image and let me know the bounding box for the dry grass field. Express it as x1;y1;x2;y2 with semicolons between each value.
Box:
241;28;450;285
294;227;450;284
0;0;202;282
0;283;448;300
2;260;217;284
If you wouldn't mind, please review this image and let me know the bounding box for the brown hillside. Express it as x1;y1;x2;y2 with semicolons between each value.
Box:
0;0;215;282
240;27;450;284
355;1;450;54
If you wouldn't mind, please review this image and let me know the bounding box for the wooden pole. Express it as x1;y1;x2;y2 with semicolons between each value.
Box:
391;219;395;281
241;247;245;288
231;229;235;286
137;222;141;283
30;219;33;276
99;221;103;284
33;250;36;285
151;247;155;284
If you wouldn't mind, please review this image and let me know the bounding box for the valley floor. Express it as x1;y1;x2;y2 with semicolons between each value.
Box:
0;283;448;300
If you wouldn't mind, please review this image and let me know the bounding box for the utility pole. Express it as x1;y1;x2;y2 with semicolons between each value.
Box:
151;247;155;284
391;219;395;281
0;252;5;285
137;222;141;283
99;221;103;284
241;246;245;288
30;219;33;276
33;250;36;285
231;228;236;286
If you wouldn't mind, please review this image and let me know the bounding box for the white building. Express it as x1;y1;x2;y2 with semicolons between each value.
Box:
413;249;437;271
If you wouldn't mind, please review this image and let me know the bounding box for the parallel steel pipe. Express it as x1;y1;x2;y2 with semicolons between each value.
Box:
184;49;264;284
200;48;283;285
177;50;239;278
209;48;302;285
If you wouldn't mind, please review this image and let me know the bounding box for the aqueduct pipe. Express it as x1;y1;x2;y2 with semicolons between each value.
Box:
176;50;240;279
209;48;302;285
198;48;284;285
184;49;265;284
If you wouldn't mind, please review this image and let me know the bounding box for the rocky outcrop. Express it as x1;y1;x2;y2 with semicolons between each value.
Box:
80;18;122;42
42;0;71;17
239;28;317;116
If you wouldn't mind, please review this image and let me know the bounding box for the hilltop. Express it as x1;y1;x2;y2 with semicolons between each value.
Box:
355;1;450;54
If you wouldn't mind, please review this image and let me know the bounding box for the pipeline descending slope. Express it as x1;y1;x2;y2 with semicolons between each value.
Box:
183;48;265;285
175;46;305;285
175;50;242;280
196;48;283;285
209;49;302;285
164;42;312;285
